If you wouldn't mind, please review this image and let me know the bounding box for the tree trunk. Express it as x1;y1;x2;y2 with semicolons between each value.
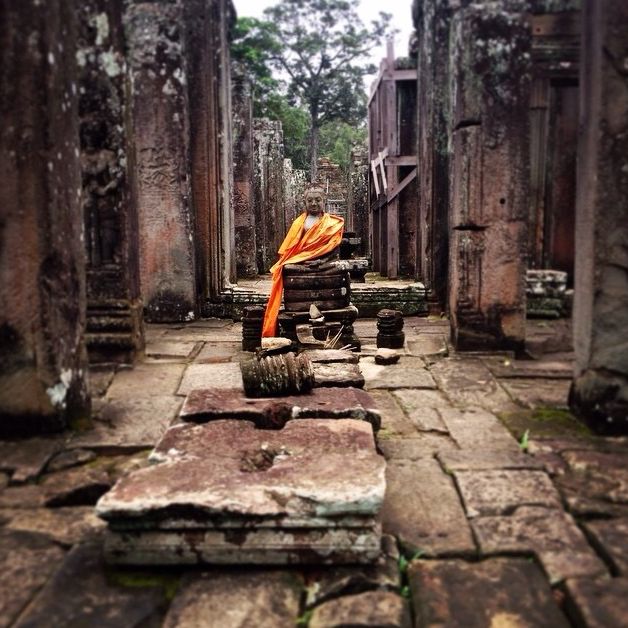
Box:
309;121;320;182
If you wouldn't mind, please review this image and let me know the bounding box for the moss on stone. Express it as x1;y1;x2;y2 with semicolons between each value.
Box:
498;406;592;440
106;568;181;601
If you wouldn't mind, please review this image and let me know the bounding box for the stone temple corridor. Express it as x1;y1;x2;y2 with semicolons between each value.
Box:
2;316;628;626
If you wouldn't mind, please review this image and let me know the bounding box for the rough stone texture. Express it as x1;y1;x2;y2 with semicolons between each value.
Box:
406;336;448;359
305;350;359;364
107;363;185;397
361;357;436;390
383;458;475;556
473;506;607;584
584;519;628;576
313;363;365;389
564;577;628;628
409;558;570;628
41;465;112;507
0;530;66;628
146;340;199;360
97;419;385;564
378;433;459;461
482;355;574;379
163;571;302;628
0;438;64;483
429;359;518;413
194;342;243;363
13;543;165;627
438;407;519;452
571;0;628;434
124;0;196;322
180;387;381;431
309;591;411;628
371;390;422;439
375;349;401;365
390;389;450;433
78;0;144;363
177;363;243;395
438;450;544;472
232;75;258;278
5;507;106;547
0;486;46;510
0;0;90;435
454;469;562;517
448;2;530;351
500;378;571;409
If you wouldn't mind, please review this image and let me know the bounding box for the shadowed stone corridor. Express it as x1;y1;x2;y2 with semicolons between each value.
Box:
2;316;627;626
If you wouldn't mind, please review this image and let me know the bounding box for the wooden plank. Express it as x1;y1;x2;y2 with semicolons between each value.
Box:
386;155;417;166
393;69;418;81
387;168;418;203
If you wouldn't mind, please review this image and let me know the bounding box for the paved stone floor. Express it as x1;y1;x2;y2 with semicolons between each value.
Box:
1;315;628;627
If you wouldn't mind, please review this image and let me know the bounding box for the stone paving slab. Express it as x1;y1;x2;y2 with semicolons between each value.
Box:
391;389;451;433
360;357;437;390
377;433;459;461
583;518;628;576
406;335;448;359
88;365;117;397
499;378;571;409
13;543;165;628
382;458;475;556
41;465;112;507
0;530;66;628
437;450;544;472
70;395;182;452
482;356;573;379
437;407;519;452
106;363;186;397
177;362;244;395
564;577;628;628
146;340;200;359
429;358;519;413
163;571;302;628
408;558;570;628
472;506;607;584
304;349;359;364
309;590;410;628
180;387;381;431
312;363;365;388
454;469;562;517
0;437;65;483
369;390;421;438
3;507;106;547
0;485;45;509
193;342;243;363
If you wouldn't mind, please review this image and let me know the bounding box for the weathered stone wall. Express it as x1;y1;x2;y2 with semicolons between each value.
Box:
232;75;257;278
77;0;144;362
447;1;531;351
283;159;307;228
124;0;196;322
0;0;90;434
253;119;285;274
348;150;369;258
571;0;628;434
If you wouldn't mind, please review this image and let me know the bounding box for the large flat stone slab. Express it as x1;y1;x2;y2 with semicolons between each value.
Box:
438;407;519;452
193;342;242;363
304;349;359;364
378;433;459;461
382;458;475;556
97;419;385;565
309;591;410;628
0;437;65;483
13;543;165;627
564;577;628;628
146;340;200;360
177;363;243;395
409;558;569;628
429;358;518;413
499;378;571;409
482;356;573;379
163;571;302;628
584;518;628;576
369;390;421;438
106;363;186;397
473;506;607;584
361;357;437;390
0;530;65;628
180;387;381;431
312;363;364;388
454;469;562;517
390;389;451;433
438;450;544;472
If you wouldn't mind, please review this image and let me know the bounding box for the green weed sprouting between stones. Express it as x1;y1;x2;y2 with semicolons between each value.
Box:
296;609;313;627
399;550;424;598
519;429;530;452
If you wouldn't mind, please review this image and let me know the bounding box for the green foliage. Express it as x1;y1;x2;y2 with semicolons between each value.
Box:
519;428;530;452
265;94;311;170
296;609;313;627
319;120;367;172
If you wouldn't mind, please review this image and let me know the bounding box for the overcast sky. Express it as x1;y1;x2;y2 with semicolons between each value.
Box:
232;0;415;87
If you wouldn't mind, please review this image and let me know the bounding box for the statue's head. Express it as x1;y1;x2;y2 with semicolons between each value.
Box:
304;186;326;217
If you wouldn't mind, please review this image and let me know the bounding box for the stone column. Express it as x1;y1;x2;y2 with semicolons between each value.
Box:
448;1;531;351
233;74;257;278
78;0;144;362
348;150;369;258
0;0;90;435
124;0;196;322
570;0;628;434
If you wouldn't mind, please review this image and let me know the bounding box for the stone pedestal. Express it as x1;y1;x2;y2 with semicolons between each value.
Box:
0;0;90;435
570;0;628;434
448;2;530;352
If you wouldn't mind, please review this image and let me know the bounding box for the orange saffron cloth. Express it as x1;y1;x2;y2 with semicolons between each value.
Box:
262;212;344;337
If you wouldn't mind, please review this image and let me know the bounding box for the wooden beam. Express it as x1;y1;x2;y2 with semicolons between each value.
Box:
393;69;418;81
386;155;417;166
387;168;417;203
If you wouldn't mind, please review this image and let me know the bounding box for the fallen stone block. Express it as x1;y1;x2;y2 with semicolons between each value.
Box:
312;363;365;389
304;349;359;364
180;387;381;431
97;419;386;565
374;348;401;365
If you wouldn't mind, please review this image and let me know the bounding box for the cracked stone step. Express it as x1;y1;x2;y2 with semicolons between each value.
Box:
180;387;381;431
97;419;386;565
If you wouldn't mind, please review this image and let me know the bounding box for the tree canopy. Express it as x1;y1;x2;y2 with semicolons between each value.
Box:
231;0;391;178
